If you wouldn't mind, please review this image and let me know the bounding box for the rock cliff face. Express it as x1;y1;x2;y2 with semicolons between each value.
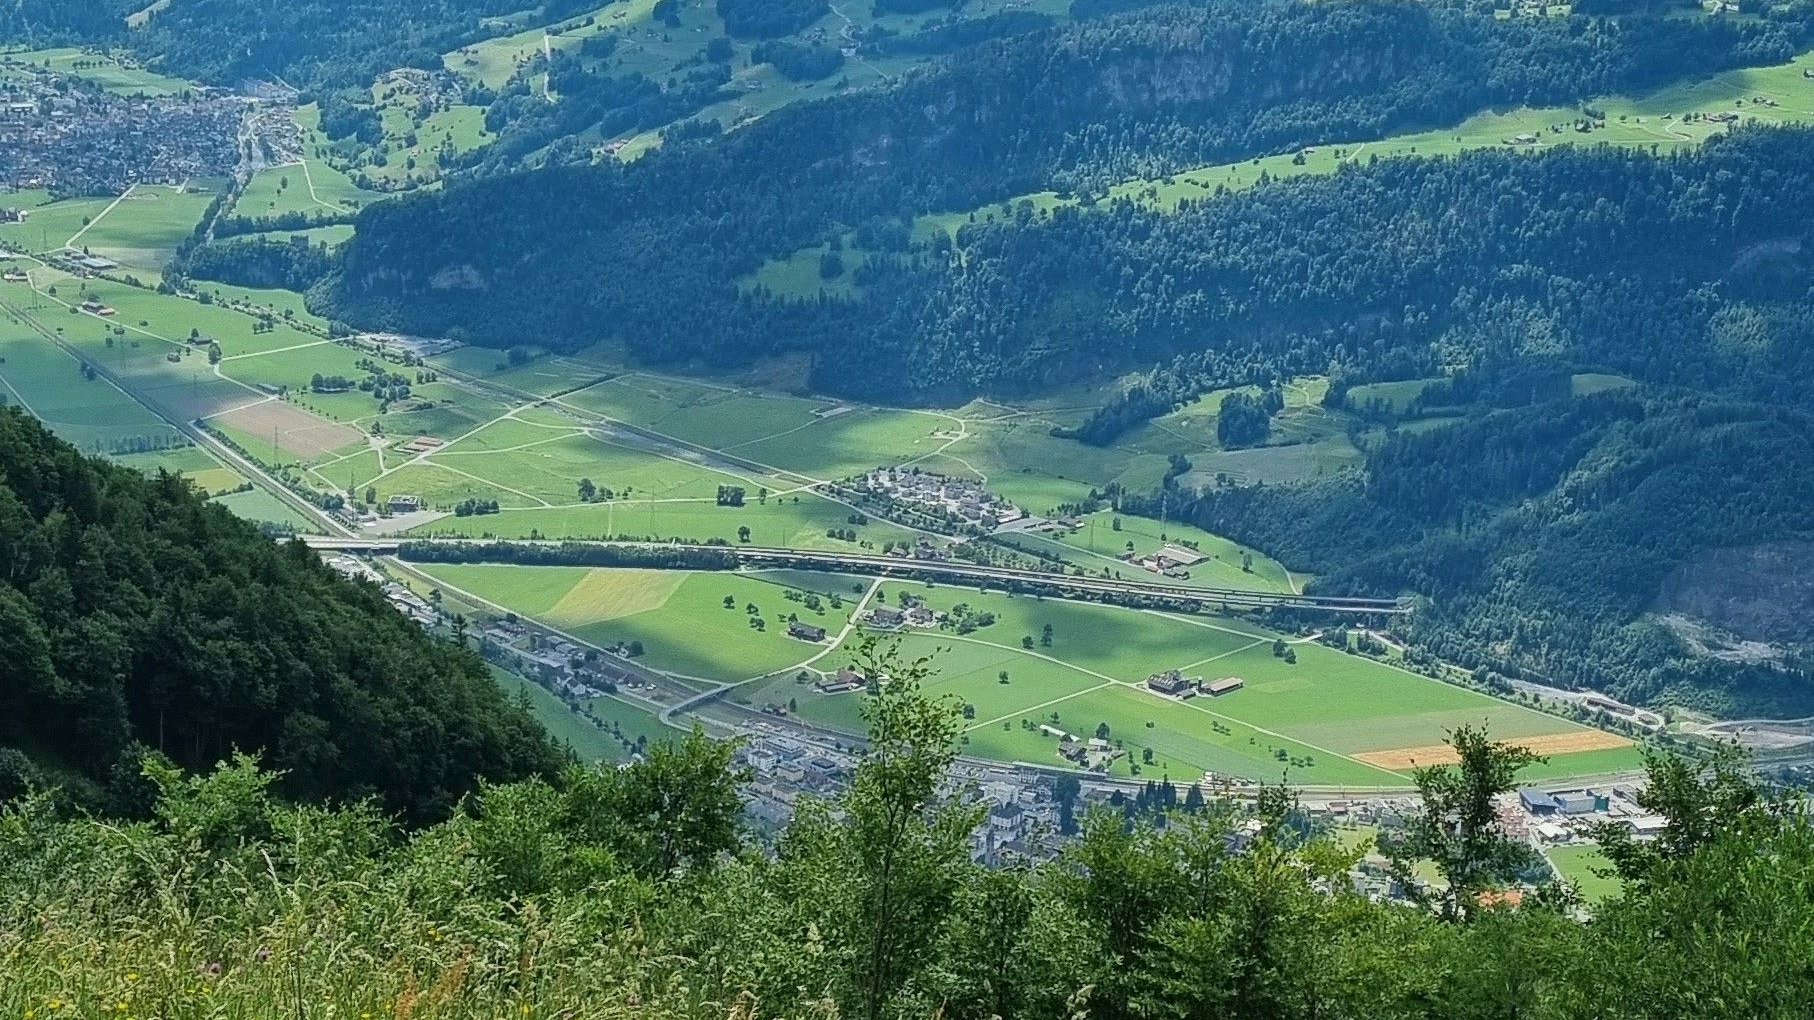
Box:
1657;541;1814;652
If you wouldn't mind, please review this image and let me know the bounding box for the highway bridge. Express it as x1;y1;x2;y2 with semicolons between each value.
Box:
301;535;1410;615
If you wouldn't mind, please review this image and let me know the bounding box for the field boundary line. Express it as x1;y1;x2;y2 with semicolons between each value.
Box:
965;680;1121;735
424;458;552;506
0;365;43;417
436;431;581;457
221;338;332;361
64;184;135;248
1145;610;1276;641
1173;637;1270;674
1157;693;1411;783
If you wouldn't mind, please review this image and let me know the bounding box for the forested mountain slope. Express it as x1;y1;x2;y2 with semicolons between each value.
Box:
322;0;1814;381
0;409;559;821
1154;395;1814;717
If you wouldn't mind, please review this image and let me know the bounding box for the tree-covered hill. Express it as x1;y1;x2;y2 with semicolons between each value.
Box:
1148;394;1814;718
320;0;1814;385
0;408;559;822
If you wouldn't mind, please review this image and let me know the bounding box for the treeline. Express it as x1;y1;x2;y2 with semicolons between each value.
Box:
214;209;355;238
752;39;845;80
1153;394;1814;717
0;408;559;823
324;0;1814;395
179;235;339;292
867;11;1056;57
716;0;826;38
5;661;1811;1018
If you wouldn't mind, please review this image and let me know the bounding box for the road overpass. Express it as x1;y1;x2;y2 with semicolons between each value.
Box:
300;535;1410;615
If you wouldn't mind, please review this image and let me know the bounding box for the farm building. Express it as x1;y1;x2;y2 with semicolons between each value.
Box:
74;254;118;271
868;606;906;628
1156;545;1205;567
1145;669;1198;697
788;620;827;642
1203;676;1246;697
816;667;863;693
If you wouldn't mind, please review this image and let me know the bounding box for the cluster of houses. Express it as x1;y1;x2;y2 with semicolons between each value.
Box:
1144;669;1245;699
0;65;240;195
861;596;939;630
1044;724;1125;770
860;467;1024;531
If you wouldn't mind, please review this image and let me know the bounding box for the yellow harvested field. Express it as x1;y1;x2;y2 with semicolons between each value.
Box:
546;568;687;627
1354;730;1633;770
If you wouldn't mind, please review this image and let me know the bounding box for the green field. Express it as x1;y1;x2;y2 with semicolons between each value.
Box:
422;565;871;682
113;444;245;493
238;162;368;220
432;565;1644;788
1546;843;1624;905
0;47;191;95
247;224;357;249
209;487;321;530
0;183;227;284
490;665;675;763
1012;510;1298;593
0;311;180;451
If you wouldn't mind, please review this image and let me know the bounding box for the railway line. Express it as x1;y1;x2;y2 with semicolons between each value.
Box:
302;534;1410;615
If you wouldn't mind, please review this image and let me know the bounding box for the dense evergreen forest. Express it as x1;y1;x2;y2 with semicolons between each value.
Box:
0;409;559;822
4;655;1810;1017
323;0;1814;381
